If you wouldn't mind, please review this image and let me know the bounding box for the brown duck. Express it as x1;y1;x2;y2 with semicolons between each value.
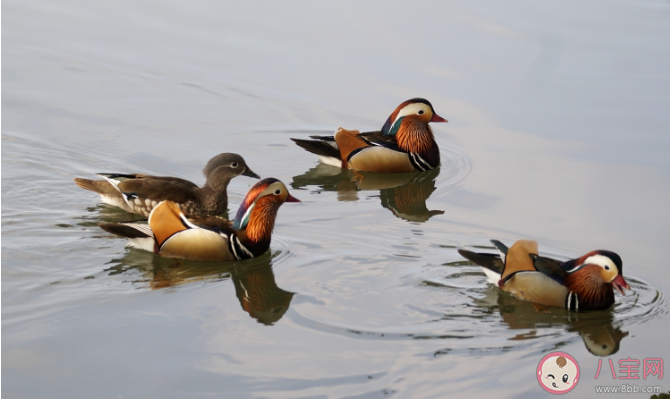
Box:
74;153;259;216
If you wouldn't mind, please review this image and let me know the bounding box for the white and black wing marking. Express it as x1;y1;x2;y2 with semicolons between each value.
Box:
227;234;254;261
98;173;136;206
408;152;434;172
566;291;579;312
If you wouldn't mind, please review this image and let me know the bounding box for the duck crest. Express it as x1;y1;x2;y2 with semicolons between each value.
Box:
564;265;615;310
381;101;411;136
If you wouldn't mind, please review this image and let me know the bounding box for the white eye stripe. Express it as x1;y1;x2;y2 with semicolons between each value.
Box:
582;255;617;271
394;103;430;122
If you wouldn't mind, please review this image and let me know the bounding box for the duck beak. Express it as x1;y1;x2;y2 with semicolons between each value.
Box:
285;193;301;203
243;168;261;179
430;113;448;123
612;275;630;295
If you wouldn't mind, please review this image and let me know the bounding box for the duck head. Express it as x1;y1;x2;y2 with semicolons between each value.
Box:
233;178;300;237
203;153;260;187
577;250;629;295
564;250;630;310
381;98;447;136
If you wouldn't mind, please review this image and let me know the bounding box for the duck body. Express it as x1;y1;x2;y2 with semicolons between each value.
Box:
74;153;259;216
98;178;300;262
459;240;630;311
291;98;447;173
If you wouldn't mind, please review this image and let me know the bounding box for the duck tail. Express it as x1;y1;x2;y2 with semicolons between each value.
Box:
98;221;153;238
74;178;118;195
291;137;344;168
458;249;504;274
458;248;505;285
99;221;156;253
291;138;342;160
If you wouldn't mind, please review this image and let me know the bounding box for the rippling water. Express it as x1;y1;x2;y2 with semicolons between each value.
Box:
3;0;670;398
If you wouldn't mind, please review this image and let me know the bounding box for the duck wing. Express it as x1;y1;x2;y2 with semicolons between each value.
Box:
530;254;569;282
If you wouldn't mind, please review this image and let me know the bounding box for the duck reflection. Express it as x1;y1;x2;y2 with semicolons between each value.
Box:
476;287;628;356
231;262;295;325
104;251;294;325
292;164;443;222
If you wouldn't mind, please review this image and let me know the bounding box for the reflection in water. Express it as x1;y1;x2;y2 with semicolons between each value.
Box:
104;250;294;325
232;262;295;325
292;164;443;222
475;286;628;356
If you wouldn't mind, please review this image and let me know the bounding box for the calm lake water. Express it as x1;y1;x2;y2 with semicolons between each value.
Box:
3;1;670;398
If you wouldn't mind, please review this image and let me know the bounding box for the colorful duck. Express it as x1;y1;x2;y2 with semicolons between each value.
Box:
98;178;299;262
74;153;259;216
291;98;447;173
458;240;630;311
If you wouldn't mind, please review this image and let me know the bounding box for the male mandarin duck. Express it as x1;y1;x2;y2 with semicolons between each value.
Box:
98;178;300;262
291;98;447;173
74;153;259;217
458;240;630;311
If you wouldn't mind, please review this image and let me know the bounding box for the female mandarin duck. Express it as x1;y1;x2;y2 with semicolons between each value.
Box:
458;240;630;311
291;98;447;173
74;153;259;216
98;178;300;262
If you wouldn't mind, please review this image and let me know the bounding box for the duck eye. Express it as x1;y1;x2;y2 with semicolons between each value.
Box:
417;110;425;115
274;189;281;195
231;162;238;168
562;374;568;383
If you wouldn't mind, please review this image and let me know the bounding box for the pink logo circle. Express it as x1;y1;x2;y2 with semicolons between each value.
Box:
537;352;580;394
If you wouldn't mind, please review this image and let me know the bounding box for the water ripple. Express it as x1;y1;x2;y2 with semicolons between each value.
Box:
287;259;662;358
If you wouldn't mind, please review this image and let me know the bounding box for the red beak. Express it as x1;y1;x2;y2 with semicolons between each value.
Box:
285;193;301;203
430;113;448;123
612;275;630;295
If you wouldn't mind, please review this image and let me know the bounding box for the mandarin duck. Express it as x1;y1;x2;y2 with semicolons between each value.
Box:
459;240;630;311
74;153;259;217
291;98;447;173
98;178;299;262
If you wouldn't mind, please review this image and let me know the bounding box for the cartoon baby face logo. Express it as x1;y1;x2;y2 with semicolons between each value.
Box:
537;352;580;394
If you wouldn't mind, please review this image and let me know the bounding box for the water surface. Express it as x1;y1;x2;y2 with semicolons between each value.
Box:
3;1;670;398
